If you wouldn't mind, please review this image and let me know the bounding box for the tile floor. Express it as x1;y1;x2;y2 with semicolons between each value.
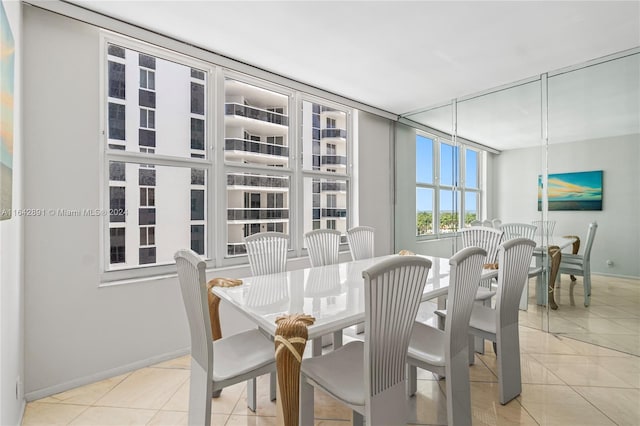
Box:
22;274;640;425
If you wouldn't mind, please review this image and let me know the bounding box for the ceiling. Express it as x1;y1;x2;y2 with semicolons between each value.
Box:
69;0;640;149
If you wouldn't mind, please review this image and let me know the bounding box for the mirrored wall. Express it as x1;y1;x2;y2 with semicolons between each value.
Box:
398;48;640;355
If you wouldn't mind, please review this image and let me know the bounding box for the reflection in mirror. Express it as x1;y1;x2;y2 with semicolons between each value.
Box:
546;52;640;355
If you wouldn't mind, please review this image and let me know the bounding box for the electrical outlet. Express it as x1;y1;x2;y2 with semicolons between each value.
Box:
606;259;613;267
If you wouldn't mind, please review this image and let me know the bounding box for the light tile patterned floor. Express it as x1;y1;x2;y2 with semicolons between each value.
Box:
22;275;640;425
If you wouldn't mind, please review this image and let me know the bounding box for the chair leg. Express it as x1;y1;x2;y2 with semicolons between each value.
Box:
352;411;364;426
333;330;343;349
445;350;472;426
188;361;212;426
312;338;322;357
407;364;418;397
299;376;314;426
584;271;591;307
468;334;476;365
269;371;277;401
247;378;257;412
496;324;522;404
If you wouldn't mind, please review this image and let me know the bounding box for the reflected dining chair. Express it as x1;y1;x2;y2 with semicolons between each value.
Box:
407;246;487;426
558;221;598;307
174;250;276;424
300;256;432;426
466;238;536;404
469;220;482;227
346;226;375;261
532;220;556;238
304;229;344;354
491;218;502;228
499;223;537;241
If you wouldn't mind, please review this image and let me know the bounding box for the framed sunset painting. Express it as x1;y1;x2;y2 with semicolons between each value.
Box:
538;171;603;211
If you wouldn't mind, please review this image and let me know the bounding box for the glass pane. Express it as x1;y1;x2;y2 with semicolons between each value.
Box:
464;192;478;226
439;189;459;233
440;142;458;187
416;187;433;236
226;173;290;257
224;79;289;168
416;135;433;184
302;100;347;173
303;177;348;242
465;149;478;189
107;162;206;269
106;43;207;159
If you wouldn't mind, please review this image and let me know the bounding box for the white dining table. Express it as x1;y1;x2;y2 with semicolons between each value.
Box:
212;253;498;426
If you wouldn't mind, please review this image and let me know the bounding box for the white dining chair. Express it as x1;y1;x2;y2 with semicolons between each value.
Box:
499;223;537;241
406;246;487;426
459;226;504;352
244;231;288;275
491;218;502;228
558;221;598;307
482;219;493;227
174;250;276;424
244;231;288;400
346;226;375;261
305;229;341;267
469;220;482;227
304;229;344;353
466;237;536;404
346;226;375;334
300;255;432;426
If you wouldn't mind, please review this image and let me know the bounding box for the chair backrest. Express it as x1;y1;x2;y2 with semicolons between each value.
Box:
362;255;432;399
346;226;375;260
582;222;598;261
499;223;537;241
460;226;504;264
444;246;487;357
174;249;213;371
532;220;556;238
469;220;482;227
494;238;536;327
304;229;341;267
244;232;288;275
491;219;502;228
482;220;493;227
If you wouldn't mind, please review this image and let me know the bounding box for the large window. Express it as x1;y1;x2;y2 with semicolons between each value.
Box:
104;37;355;276
416;133;482;237
105;41;209;270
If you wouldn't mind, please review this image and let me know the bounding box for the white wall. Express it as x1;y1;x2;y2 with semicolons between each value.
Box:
495;134;640;278
0;0;24;423
22;6;395;399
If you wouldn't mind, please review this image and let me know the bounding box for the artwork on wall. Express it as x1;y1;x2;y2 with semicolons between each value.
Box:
538;170;603;211
1;1;14;220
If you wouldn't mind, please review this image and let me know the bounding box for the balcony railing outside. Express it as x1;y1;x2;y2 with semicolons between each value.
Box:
225;138;289;158
321;155;347;166
321;182;347;192
225;103;289;126
321;208;347;218
227;243;247;256
227;208;290;220
321;128;347;139
227;174;289;188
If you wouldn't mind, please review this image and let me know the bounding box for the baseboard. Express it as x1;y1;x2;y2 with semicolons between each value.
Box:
24;347;189;402
593;272;640;280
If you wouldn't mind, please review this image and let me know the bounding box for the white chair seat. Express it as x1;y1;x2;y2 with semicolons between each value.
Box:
468;304;497;336
475;287;496;301
212;329;275;382
301;341;365;407
408;323;446;367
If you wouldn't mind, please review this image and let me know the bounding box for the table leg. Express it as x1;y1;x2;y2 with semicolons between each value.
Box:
274;314;315;426
548;246;561;310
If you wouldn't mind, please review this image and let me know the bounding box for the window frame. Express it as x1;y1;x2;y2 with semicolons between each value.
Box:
100;34;357;283
415;130;484;240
